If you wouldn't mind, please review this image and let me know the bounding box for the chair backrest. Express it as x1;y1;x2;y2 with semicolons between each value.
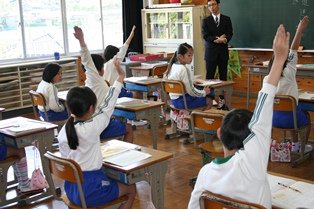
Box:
29;90;49;121
273;95;297;130
161;79;188;110
191;111;224;131
44;151;87;208
200;191;266;209
151;64;168;78
191;110;225;148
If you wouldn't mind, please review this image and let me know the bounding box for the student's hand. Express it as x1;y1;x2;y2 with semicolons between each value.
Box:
273;24;290;62
73;26;86;47
130;25;136;38
204;86;211;95
113;56;125;83
267;24;290;86
297;16;309;33
73;26;83;40
126;25;136;45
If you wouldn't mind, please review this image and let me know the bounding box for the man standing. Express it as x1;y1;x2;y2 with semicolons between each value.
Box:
202;0;233;81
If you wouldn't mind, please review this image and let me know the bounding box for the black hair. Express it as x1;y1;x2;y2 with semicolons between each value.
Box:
91;54;105;73
209;0;220;4
65;86;97;150
267;54;288;75
42;63;62;83
220;109;253;150
165;42;193;77
104;45;119;63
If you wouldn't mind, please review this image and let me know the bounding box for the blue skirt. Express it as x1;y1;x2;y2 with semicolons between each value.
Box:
172;94;207;109
273;106;309;128
0;143;7;160
39;109;68;122
64;169;119;207
100;118;127;139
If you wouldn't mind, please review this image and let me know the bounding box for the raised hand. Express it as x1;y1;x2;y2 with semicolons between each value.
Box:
73;26;86;47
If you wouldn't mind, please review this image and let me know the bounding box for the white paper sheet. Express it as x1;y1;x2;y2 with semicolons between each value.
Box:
103;149;151;167
268;174;314;209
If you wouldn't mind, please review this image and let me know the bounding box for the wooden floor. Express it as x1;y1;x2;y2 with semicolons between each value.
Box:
3;95;314;209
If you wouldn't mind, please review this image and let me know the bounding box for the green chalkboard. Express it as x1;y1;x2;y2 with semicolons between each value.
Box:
220;0;314;50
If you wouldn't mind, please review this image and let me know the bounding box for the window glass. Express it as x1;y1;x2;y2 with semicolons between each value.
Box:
102;0;123;48
23;0;63;58
67;0;102;52
0;0;22;60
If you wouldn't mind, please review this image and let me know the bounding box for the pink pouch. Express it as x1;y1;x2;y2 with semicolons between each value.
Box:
31;168;49;190
30;140;49;190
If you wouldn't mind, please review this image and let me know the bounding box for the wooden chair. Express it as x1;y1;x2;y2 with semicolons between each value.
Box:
29;90;49;122
199;191;266;209
161;80;207;142
273;95;312;167
29;90;67;124
191;110;224;147
151;64;168;78
44;151;128;209
189;111;224;188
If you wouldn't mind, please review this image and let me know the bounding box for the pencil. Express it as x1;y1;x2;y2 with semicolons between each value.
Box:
278;182;302;193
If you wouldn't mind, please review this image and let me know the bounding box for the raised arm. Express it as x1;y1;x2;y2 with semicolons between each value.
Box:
291;16;309;50
125;25;136;45
266;24;290;86
112;56;125;84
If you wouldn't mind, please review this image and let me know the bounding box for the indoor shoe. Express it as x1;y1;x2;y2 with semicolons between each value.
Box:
132;120;148;127
301;144;313;153
19;185;43;195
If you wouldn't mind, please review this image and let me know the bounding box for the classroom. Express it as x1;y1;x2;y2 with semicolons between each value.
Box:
0;0;314;209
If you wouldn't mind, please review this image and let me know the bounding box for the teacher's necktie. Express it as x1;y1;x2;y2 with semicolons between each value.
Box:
215;16;219;27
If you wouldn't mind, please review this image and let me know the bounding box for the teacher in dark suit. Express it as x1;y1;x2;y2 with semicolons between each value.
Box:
202;0;233;81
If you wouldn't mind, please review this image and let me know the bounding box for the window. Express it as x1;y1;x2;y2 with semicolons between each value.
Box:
67;0;102;52
0;0;22;60
102;0;123;48
0;0;123;62
23;0;63;58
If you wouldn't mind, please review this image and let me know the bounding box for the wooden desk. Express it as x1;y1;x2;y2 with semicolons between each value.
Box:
268;171;314;209
102;140;173;209
0;117;58;207
245;64;314;109
129;62;168;77
124;77;162;100
114;97;164;149
57;90;68;102
210;81;235;109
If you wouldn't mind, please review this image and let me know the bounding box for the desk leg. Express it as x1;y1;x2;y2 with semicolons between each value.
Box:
148;161;168;209
214;85;233;109
145;107;160;149
37;130;56;198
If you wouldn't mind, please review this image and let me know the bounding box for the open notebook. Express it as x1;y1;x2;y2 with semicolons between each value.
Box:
101;140;151;167
268;173;314;208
